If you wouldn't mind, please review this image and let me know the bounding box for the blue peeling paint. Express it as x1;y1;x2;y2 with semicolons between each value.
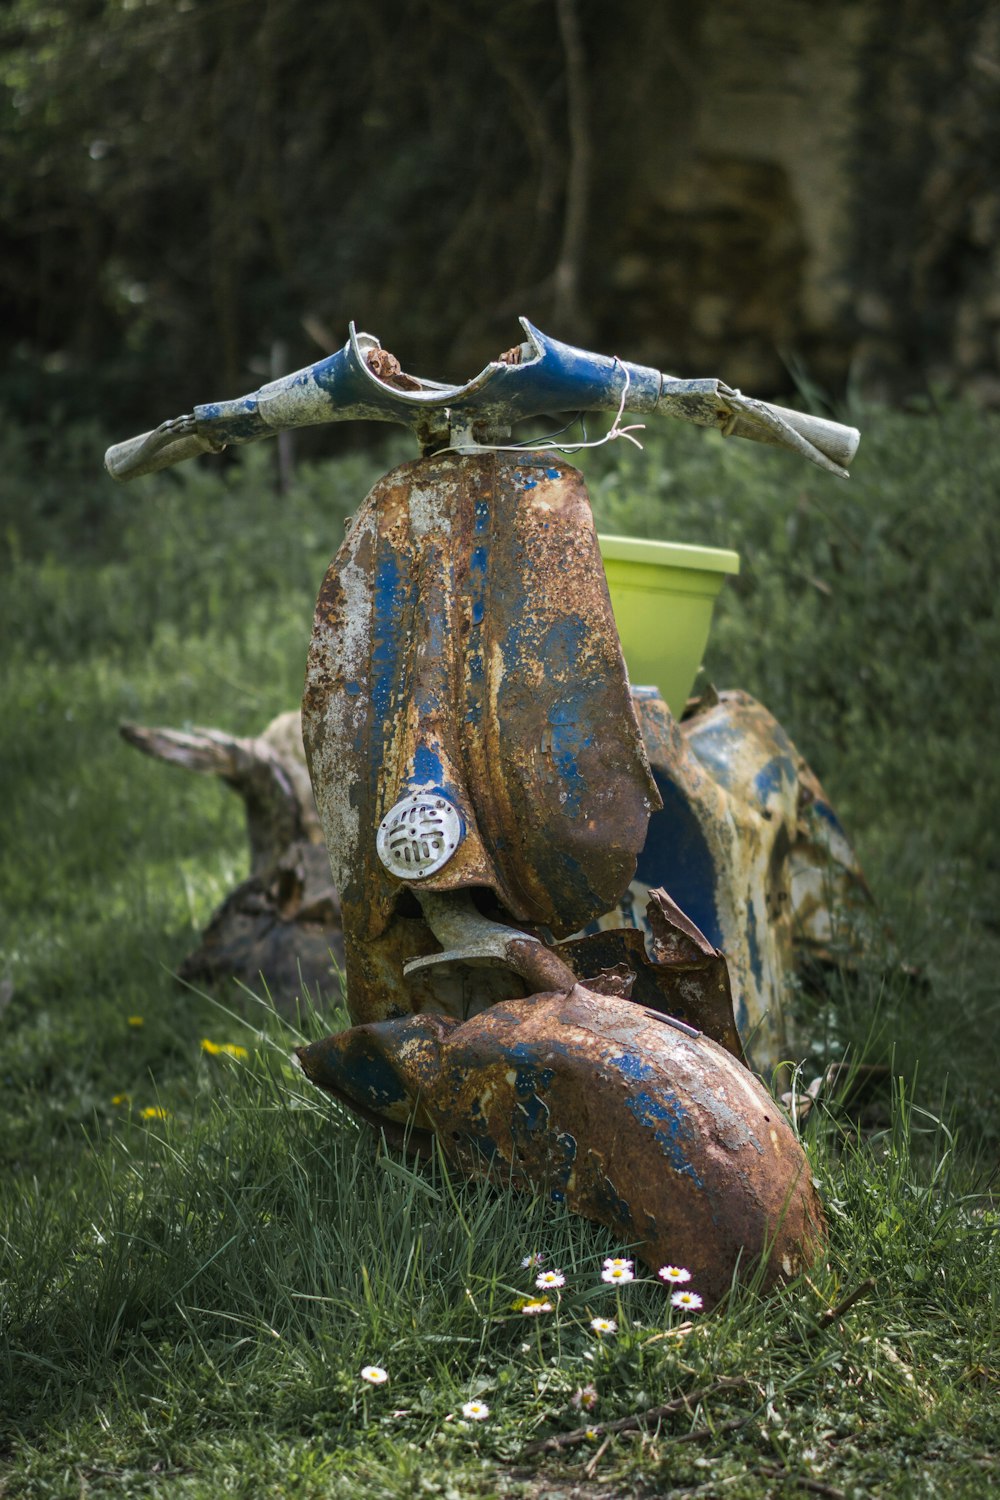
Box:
342;1038;408;1110
746;898;764;989
595;1174;633;1228
684;719;745;791
463;1131;499;1163
623;1088;704;1185
411;744;444;788
754;755;794;806
371;548;406;724
637;771;722;947
812;799;846;836
514;1065;555;1100
545;467;561;479
515;1091;550;1138
531;621;592;820
607;1052;655;1084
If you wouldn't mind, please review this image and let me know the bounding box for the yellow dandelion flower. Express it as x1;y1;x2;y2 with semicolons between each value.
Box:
111;1093;130;1106
140;1106;170;1120
127;1016;144;1027
201;1039;248;1059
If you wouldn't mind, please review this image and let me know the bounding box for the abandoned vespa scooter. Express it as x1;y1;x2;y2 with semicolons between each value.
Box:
106;322;861;1299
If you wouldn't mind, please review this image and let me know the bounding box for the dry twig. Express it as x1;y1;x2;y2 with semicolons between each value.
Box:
814;1277;876;1333
520;1376;749;1457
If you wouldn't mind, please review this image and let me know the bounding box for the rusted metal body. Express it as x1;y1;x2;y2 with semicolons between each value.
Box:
572;688;874;1071
302;451;661;1026
295;983;826;1307
106;322;869;1291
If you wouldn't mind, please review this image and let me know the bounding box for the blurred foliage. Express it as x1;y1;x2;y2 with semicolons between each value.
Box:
0;0;640;428
3;0;999;438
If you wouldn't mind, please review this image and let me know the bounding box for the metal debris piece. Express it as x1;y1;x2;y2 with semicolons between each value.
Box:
556;886;743;1058
407;889;580;998
295;985;827;1306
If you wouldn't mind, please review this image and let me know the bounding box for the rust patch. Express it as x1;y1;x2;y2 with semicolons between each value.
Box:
365;347;422;391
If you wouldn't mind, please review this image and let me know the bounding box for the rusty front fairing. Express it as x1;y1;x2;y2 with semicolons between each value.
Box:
302;453;660;1023
295;987;827;1307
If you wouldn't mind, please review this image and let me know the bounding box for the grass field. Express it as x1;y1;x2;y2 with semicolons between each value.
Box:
1;401;998;1497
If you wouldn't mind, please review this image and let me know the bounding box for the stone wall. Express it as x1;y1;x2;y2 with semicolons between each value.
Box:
587;0;1000;402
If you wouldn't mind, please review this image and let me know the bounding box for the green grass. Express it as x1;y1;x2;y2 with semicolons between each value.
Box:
1;403;998;1496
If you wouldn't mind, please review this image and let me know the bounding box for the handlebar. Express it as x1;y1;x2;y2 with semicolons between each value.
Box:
105;319;860;482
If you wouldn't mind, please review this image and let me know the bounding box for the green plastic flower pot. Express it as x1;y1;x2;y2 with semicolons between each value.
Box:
598;535;740;717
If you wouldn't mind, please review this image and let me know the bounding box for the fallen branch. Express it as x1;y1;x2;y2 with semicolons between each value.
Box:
520;1376;749;1457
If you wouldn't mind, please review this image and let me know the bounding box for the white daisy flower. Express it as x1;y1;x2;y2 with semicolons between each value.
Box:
658;1265;692;1284
671;1289;703;1311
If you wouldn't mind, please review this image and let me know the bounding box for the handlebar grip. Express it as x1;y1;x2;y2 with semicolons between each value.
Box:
104;425;216;482
745;403;860;471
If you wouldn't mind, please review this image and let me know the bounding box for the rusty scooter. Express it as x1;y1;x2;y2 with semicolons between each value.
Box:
106;322;863;1302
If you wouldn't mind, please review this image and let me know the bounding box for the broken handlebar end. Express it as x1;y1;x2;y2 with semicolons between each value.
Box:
104;417;218;483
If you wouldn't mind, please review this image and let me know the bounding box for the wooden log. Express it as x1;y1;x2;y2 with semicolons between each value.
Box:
121;713;343;1004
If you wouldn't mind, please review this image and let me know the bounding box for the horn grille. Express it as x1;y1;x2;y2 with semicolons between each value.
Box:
376;791;463;879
